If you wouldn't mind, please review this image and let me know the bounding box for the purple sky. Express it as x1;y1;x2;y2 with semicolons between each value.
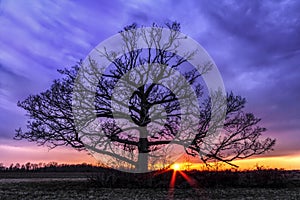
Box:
0;0;300;164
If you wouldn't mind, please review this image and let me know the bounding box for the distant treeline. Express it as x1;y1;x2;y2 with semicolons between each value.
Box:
0;162;105;172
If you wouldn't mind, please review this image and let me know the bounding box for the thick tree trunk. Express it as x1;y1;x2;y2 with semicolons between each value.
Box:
137;151;148;172
136;87;150;172
136;137;149;172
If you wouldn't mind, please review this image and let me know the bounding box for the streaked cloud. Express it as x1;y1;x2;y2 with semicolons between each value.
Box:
0;0;299;163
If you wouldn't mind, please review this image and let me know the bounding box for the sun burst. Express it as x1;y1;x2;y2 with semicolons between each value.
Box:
172;163;181;171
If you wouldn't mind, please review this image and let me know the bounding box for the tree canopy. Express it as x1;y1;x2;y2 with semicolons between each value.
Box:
15;22;275;172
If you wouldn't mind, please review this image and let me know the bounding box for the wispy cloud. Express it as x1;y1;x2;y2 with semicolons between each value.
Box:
0;0;299;160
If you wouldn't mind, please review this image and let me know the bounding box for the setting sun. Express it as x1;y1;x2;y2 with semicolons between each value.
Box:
172;163;181;171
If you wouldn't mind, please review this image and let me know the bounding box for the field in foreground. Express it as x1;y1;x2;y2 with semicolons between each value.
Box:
1;169;299;199
0;180;299;200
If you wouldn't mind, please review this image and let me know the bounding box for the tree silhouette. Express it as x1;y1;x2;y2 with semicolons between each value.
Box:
15;22;275;172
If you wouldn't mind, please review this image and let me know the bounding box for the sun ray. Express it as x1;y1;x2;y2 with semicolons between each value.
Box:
168;169;177;200
178;171;198;188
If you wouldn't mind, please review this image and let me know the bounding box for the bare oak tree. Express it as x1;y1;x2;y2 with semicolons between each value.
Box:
15;22;275;172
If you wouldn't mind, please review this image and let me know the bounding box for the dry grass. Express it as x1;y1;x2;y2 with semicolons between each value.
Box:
0;180;299;200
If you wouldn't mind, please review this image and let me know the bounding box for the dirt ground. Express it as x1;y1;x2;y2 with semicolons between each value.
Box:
0;180;299;200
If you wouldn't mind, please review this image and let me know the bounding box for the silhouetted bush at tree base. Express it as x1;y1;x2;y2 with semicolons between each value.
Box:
88;169;299;189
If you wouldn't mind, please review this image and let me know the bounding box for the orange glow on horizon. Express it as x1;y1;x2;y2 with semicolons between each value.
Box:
172;155;300;171
230;155;300;170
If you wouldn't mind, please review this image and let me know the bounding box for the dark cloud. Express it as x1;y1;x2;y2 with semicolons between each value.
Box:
189;0;300;136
